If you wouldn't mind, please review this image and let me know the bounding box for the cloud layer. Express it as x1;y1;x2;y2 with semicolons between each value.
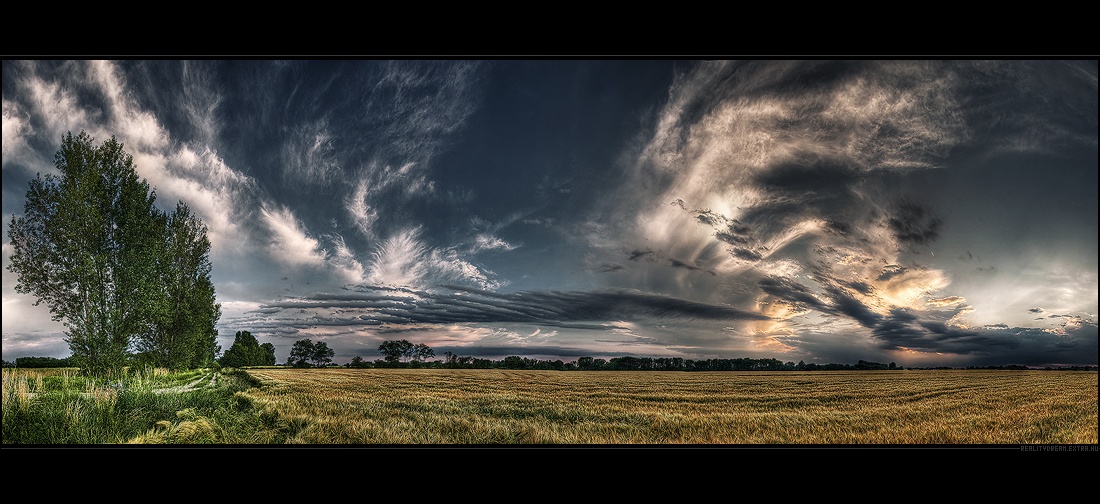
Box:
3;59;1096;367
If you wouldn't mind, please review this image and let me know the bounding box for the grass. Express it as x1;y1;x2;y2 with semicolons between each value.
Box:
2;366;267;444
4;367;1096;445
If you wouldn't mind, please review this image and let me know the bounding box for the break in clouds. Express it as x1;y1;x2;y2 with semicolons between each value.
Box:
2;59;1096;367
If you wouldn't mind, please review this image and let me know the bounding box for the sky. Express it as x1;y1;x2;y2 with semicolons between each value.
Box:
2;59;1097;368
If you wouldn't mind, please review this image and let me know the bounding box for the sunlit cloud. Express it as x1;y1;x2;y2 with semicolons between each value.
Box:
3;60;1095;367
261;204;327;268
368;227;429;288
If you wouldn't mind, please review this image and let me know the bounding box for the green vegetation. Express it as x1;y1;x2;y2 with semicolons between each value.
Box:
6;131;220;376
9;356;75;368
2;366;269;444
287;339;335;368
219;331;276;368
376;339;434;365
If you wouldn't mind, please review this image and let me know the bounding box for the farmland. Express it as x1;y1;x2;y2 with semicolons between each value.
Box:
237;368;1098;445
4;367;1096;445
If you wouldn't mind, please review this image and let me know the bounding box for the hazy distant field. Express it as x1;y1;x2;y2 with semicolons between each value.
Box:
239;368;1098;445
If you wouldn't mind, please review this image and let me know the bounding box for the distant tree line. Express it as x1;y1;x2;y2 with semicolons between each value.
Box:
2;356;76;368
337;345;1100;372
10;338;1097;372
336;343;911;371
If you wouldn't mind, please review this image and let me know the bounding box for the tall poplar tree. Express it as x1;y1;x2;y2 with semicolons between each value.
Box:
7;131;220;375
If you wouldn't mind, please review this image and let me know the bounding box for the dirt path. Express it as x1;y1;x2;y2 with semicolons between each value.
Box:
152;371;218;394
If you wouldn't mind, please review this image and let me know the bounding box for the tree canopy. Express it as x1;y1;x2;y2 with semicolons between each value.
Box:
377;339;433;363
6;131;221;375
219;331;276;368
287;339;335;367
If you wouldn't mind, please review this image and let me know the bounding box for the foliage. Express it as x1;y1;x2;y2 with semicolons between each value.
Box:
219;331;276;368
132;202;221;370
2;366;275;444
287;339;335;368
377;340;413;363
13;356;75;368
376;339;433;364
6;131;220;375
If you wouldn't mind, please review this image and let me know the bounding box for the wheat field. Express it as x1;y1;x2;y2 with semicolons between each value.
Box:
238;368;1098;445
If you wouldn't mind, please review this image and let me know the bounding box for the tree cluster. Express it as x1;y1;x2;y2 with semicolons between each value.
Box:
7;132;221;375
376;339;434;364
287;339;335;368
219;331;276;368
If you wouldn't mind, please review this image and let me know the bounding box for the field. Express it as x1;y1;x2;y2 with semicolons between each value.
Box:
4;367;1096;445
2;366;261;444
238;368;1098;445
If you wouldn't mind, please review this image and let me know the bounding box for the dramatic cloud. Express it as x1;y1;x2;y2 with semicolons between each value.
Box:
3;59;1095;367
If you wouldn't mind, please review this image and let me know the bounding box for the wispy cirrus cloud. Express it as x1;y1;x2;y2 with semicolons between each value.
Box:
3;60;1095;367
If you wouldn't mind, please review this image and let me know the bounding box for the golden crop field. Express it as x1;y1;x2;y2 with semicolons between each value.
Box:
239;368;1098;445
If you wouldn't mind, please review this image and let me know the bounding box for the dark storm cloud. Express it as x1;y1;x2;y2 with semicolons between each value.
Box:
887;198;942;248
755;158;861;195
759;271;884;329
668;258;715;275
715;231;750;245
250;285;769;333
758;276;827;311
877;265;908;282
871;309;924;343
1028;308;1044;313
730;248;764;261
429;345;631;359
628;249;655;261
841;280;875;296
872;308;992;352
823;286;883;328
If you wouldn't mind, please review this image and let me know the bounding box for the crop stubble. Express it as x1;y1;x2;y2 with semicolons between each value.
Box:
238;368;1098;444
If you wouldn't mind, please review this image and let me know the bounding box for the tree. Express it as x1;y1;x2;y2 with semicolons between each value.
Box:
134;201;221;369
288;339;335;367
377;339;434;364
7;131;221;375
412;343;435;362
288;340;314;367
9;132;160;375
219;330;273;368
260;343;277;366
311;341;335;367
378;339;411;363
288;339;314;367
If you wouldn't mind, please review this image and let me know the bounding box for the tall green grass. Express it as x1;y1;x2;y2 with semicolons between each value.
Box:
2;367;271;444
